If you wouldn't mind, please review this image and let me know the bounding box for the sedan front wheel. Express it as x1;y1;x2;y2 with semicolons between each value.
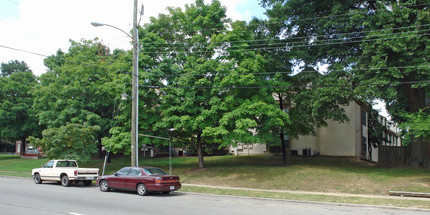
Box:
99;180;110;192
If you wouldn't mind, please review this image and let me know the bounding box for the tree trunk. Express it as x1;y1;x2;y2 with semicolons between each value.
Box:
197;133;205;168
278;93;287;165
21;137;26;155
97;137;103;158
404;85;428;166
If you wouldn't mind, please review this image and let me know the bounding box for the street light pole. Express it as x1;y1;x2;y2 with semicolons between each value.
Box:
91;0;139;167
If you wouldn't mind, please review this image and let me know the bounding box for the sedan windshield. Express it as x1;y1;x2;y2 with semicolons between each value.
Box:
143;168;168;175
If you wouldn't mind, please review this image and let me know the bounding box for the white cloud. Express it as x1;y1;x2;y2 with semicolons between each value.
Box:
0;0;252;76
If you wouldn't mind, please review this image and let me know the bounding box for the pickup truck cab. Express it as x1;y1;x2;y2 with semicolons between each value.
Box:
32;160;99;187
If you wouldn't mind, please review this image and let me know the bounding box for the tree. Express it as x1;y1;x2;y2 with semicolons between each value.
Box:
0;60;31;77
28;124;100;161
0;62;40;153
138;0;231;168
261;0;430;166
205;20;292;163
32;39;119;158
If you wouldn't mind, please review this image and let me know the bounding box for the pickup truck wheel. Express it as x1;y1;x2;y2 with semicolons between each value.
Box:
99;180;110;192
137;183;148;196
61;175;70;187
33;173;42;184
83;180;92;186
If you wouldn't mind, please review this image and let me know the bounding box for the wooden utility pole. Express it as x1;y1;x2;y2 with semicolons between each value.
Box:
131;0;139;167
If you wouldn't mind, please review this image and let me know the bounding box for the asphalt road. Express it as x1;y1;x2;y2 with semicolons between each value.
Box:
0;176;429;215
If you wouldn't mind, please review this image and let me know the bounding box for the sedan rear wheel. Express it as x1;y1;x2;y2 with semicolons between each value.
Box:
99;180;110;192
137;183;148;196
33;173;42;184
61;175;70;187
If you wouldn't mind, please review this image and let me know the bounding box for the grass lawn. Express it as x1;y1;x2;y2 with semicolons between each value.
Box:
1;154;430;208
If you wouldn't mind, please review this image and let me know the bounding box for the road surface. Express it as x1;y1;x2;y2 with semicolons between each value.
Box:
0;176;428;215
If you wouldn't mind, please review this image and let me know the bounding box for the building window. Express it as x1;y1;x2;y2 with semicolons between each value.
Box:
361;109;367;126
361;137;367;156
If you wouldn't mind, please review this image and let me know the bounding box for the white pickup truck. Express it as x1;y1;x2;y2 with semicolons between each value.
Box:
32;160;99;187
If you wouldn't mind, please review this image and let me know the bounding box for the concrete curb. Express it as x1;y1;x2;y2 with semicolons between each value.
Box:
182;183;430;201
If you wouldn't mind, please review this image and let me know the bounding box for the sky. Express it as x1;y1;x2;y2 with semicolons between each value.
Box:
0;0;266;77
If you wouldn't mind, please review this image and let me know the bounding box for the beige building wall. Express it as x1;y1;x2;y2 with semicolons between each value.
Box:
291;102;362;157
229;101;389;161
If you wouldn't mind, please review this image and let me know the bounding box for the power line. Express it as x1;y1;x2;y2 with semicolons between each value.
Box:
140;32;430;54
0;44;48;58
142;24;430;47
0;44;114;72
142;65;430;78
140;80;430;90
140;27;430;50
2;43;428;81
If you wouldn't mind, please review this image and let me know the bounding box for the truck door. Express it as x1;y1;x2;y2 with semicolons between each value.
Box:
40;160;55;180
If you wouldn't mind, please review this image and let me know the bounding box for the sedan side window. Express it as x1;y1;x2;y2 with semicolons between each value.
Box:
129;168;142;176
116;167;131;176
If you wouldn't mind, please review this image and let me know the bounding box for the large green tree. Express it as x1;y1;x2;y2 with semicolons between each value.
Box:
33;39;119;158
262;0;430;165
0;61;40;153
138;0;232;168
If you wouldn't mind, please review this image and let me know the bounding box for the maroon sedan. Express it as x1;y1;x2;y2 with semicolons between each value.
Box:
97;166;181;196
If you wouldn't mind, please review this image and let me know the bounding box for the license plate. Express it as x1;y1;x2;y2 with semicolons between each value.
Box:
170;186;175;190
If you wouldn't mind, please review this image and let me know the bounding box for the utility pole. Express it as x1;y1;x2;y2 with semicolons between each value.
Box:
131;0;139;167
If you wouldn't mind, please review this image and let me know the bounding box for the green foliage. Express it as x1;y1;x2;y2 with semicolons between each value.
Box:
28;124;100;161
0;60;31;77
262;0;430;164
33;39;122;157
398;108;430;142
0;64;41;143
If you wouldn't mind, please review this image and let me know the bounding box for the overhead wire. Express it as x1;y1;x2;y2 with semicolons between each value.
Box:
139;32;430;54
139;80;430;90
141;65;430;78
141;24;430;47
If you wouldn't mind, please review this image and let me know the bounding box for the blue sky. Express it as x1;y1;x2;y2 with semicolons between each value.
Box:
0;1;20;19
237;0;266;20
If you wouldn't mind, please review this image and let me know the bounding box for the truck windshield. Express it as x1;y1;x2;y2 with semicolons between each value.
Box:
56;161;77;167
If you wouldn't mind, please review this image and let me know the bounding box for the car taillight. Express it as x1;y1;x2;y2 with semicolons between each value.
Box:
74;170;77;176
156;179;179;184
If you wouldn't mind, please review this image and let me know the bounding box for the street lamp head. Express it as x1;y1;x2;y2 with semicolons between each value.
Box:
121;93;131;100
91;22;105;27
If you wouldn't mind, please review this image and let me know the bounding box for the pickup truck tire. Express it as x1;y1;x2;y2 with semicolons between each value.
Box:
83;180;92;186
99;180;110;192
33;173;42;184
137;183;148;196
61;175;70;187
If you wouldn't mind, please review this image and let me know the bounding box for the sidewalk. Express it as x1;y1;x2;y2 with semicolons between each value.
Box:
182;183;430;201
